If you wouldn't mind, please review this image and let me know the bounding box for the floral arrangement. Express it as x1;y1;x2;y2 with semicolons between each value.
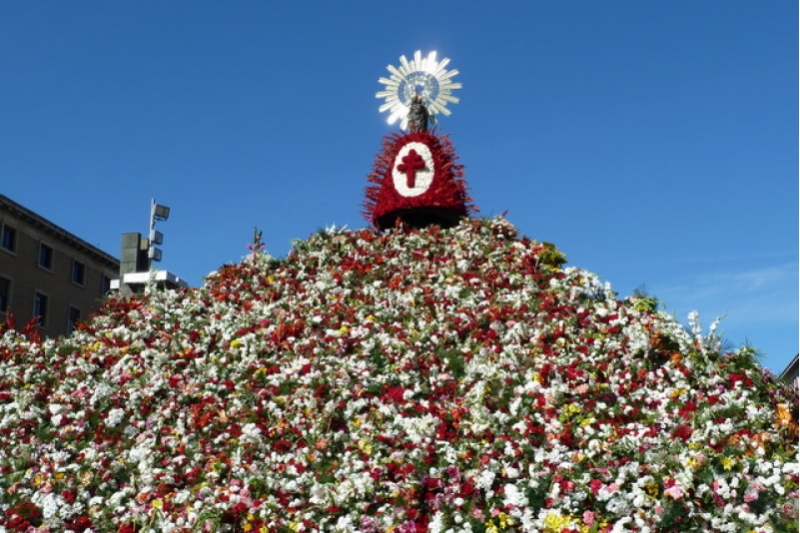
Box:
363;131;475;230
0;217;796;532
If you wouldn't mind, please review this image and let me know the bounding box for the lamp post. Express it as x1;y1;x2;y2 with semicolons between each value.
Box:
148;198;170;264
115;198;186;294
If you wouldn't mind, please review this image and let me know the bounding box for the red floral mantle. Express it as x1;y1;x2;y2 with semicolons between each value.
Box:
364;131;475;230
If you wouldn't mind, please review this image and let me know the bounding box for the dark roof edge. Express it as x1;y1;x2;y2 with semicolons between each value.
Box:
0;194;119;269
778;353;799;381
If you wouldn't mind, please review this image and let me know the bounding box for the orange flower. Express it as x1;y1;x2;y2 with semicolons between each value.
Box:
751;432;770;449
776;403;798;438
776;403;792;427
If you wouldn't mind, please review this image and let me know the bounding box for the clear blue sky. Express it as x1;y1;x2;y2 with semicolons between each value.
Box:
1;2;796;373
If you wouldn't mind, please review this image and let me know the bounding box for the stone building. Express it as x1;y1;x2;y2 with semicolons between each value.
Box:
0;194;119;338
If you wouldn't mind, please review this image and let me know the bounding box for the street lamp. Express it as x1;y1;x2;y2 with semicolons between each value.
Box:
152;203;170;221
149;199;170;263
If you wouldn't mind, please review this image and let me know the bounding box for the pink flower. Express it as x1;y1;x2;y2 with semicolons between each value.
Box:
664;483;684;499
583;511;595;526
602;482;619;494
470;507;485;520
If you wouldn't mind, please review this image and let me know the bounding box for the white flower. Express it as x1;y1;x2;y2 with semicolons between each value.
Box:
33;492;65;519
476;469;495;491
106;408;125;428
429;512;445;533
309;483;330;505
503;483;525;507
240;423;261;444
398;414;437;444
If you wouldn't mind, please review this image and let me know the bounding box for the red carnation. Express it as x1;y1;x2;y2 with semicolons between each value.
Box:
671;423;694;442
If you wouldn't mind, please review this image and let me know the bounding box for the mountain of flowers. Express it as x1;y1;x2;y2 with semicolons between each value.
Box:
0;217;797;533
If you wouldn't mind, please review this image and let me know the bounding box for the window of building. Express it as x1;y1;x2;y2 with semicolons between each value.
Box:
0;277;9;313
72;260;86;286
67;306;81;335
33;292;49;327
39;243;53;270
1;225;16;253
101;275;111;294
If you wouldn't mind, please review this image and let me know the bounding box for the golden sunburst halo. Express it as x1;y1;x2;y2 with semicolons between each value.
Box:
376;50;462;131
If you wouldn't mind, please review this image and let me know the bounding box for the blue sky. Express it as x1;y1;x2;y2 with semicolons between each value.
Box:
1;2;796;373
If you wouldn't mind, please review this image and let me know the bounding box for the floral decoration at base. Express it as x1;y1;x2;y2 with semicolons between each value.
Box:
0;218;797;532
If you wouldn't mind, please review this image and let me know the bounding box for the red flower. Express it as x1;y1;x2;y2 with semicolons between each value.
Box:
678;401;697;420
384;385;406;403
671;424;693;442
4;502;42;531
272;439;293;452
65;515;93;531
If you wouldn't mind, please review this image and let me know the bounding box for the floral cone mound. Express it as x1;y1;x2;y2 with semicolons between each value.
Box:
0;218;797;533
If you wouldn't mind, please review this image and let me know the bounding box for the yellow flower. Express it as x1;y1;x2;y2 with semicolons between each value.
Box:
151;499;163;509
721;456;735;470
544;513;574;532
358;438;373;455
339;325;350;335
561;403;581;420
231;339;242;348
497;512;514;528
685;456;703;469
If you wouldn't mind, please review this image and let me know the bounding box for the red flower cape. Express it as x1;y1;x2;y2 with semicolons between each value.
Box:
364;131;475;229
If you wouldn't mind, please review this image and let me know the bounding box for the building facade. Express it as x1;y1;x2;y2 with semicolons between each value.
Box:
779;354;798;390
0;195;119;338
